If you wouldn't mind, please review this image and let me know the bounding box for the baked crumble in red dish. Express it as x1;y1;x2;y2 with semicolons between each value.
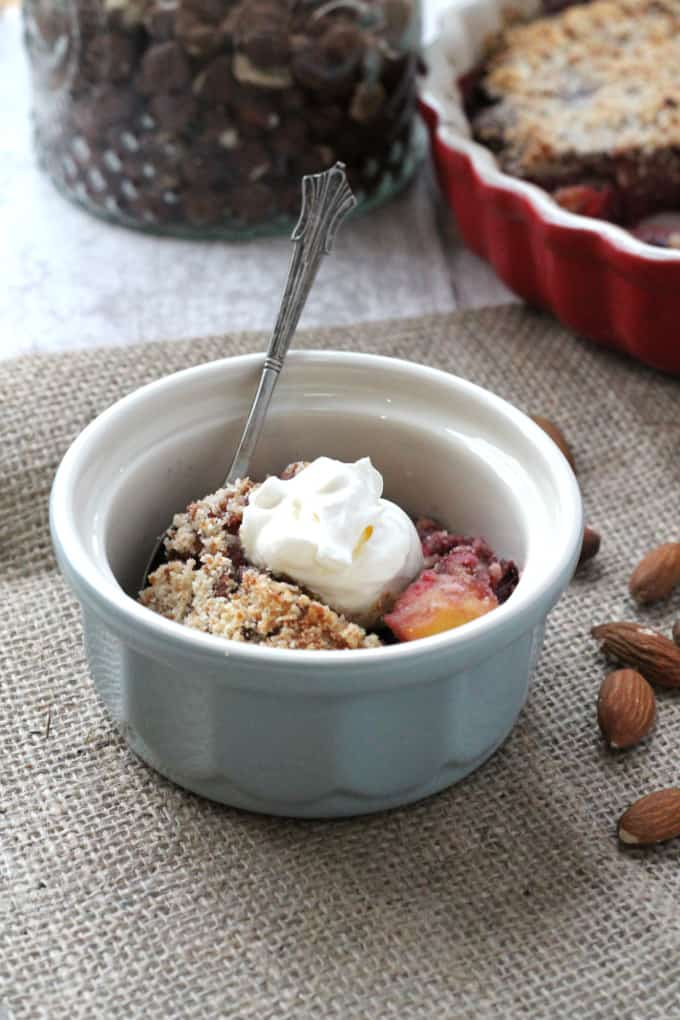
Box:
420;0;680;373
468;0;680;229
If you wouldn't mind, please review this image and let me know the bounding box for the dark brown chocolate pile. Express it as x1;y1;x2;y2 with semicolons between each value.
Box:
23;0;420;234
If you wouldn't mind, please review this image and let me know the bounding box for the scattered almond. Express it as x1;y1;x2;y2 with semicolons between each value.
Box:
531;415;575;470
629;542;680;605
591;621;680;688
673;620;680;647
578;526;600;567
597;669;655;749
618;788;680;846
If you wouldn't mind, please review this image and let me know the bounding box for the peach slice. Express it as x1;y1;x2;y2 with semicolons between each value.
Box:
552;182;618;220
384;567;498;642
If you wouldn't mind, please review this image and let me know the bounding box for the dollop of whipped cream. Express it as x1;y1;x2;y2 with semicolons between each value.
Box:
240;457;424;626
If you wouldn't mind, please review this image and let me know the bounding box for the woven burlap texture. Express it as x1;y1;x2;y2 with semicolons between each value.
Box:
2;306;680;1020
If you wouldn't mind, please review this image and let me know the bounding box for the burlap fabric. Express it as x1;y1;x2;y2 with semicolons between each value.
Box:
2;306;680;1020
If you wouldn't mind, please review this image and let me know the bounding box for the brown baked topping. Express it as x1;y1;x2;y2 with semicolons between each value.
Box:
470;0;680;215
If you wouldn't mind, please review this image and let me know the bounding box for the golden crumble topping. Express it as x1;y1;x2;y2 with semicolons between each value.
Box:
473;0;680;179
139;474;381;651
162;477;256;561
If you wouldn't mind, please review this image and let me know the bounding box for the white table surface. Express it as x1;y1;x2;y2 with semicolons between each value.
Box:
0;2;514;360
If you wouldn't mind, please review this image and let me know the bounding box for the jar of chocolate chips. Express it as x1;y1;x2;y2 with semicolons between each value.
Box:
22;0;423;236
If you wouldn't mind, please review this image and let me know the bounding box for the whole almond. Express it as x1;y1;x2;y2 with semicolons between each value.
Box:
597;669;655;749
629;542;680;604
531;415;575;470
618;788;680;846
591;621;680;688
578;525;601;567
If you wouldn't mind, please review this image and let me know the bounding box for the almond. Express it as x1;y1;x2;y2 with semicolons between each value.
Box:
531;415;575;470
578;525;600;567
597;669;655;749
618;788;680;846
673;620;680;647
591;621;680;688
629;542;680;604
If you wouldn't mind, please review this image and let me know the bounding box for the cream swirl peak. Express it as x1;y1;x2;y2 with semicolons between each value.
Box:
239;457;424;626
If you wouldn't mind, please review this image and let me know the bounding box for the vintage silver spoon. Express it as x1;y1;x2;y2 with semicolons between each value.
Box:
141;162;357;588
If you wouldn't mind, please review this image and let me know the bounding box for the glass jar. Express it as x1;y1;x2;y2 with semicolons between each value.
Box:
22;0;424;237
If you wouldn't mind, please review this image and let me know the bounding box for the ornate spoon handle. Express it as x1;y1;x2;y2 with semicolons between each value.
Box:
224;162;356;484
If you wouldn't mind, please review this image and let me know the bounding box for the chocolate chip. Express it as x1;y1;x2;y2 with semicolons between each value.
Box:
239;26;290;69
231;2;290;69
179;0;225;26
71;86;138;137
174;7;225;58
137;42;191;95
149;92;196;131
84;32;137;82
291;22;364;96
143;1;178;41
193;55;236;104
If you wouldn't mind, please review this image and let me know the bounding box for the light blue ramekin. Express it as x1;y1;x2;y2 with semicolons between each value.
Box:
50;350;582;817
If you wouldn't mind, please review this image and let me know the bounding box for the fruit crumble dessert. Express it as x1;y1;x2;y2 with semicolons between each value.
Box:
467;0;680;231
139;457;519;650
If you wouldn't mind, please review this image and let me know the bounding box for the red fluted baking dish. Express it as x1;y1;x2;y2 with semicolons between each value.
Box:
419;0;680;374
